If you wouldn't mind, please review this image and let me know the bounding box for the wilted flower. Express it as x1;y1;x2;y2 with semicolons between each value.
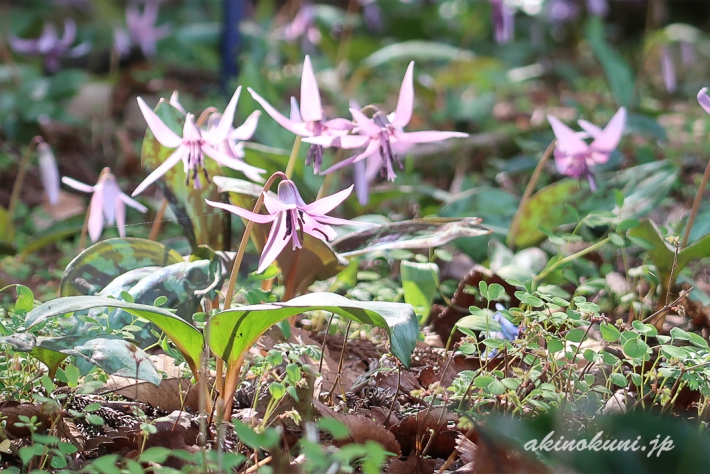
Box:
37;142;60;206
489;0;514;44
62;168;147;242
133;86;265;196
206;177;364;273
115;0;170;59
281;1;321;51
306;61;468;181
248;56;354;172
8;19;90;73
547;107;626;191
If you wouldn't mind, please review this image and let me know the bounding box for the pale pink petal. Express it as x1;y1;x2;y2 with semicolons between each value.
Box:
258;212;291;273
62;176;95;193
115;199;126;238
312;214;370;227
65;42;91;58
248;88;309;135
263;192;294;214
182;114;202;141
38;143;60;206
8;35;40;54
88;190;104;242
290;97;302;123
205;199;276;224
131;146;185;196
395;130;468;144
277;180;307;207
230;110;260;141
577;119;603;138
301;185;353;215
320;139;380;175
391;61;415;128
302;135;340;147
137;97;183;148
349;108;382;136
301;213;337;241
118;193;148;213
365;153;382;180
58;19;77;49
547;115;589;157
170;91;186;114
353;159;370;205
554;152;577;175
324;118;355;132
299;55;323;122
589;107;626;159
213;86;242;141
698;88;710;115
100;176;120;226
201;143;266;178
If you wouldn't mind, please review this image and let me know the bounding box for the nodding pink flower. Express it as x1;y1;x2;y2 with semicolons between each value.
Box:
489;0;514;44
206;178;366;273
281;1;321;51
38;142;60;206
660;46;676;94
697;88;710;115
248;56;354;173
121;0;170;58
204;109;264;183
132;86;266;196
306;61;468;182
62;168;147;242
8;19;90;73
547;107;626;191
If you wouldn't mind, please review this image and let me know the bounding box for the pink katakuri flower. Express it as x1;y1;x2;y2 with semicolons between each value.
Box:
698;88;710;114
203;109;263;182
125;0;170;58
62;168;147;242
248;55;354;173
206;178;365;273
281;1;321;51
547;107;626;191
133;86;266;196
9;19;90;73
306;61;468;181
490;0;514;44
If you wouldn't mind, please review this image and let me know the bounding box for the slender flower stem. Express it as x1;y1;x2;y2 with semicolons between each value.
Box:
148;198;169;241
196;107;219;127
78;210;90;252
8;137;42;219
507;139;556;249
284;135;302;179
680;156;710;248
534;237;610;286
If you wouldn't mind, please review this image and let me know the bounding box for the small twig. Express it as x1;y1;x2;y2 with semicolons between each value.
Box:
641;287;692;324
325;320;352;404
317;314;334;375
8;137;42;219
148;198;169;241
244;455;272;473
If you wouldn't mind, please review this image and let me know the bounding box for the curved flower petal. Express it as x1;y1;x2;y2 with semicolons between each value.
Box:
205;199;276;224
118;193;148;213
131;146;185;196
391;61;415;128
170;91;186;114
248;88;309;135
58;19;77;49
213;86;242;141
698;87;710;115
589;107;626;161
115;198;126;238
353;159;370;206
577;119;603;138
349;108;382;136
258;212;290;273
231;110;261;141
201;143;266;178
301;185;353;215
320;139;380;175
137;97;183;148
301;213;337;241
299;55;323;122
38;143;60;205
62;176;95;193
87;190;104;242
547;115;588;157
324;118;356;132
263;192;294;215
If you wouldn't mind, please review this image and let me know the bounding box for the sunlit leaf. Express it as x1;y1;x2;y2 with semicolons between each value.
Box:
400;260;439;324
60;238;183;296
362;40;474;69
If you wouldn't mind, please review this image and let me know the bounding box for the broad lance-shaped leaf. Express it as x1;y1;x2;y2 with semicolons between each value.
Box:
25;296;204;375
60;237;182;296
332;218;490;257
215;176;347;294
209;292;418;368
141;101;231;250
401;260;439;324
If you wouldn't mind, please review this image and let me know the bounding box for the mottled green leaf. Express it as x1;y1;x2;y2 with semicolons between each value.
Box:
332;218;490;257
25;296;203;374
38;336;161;385
141;101;233;250
209;293;418;368
60;238;183;296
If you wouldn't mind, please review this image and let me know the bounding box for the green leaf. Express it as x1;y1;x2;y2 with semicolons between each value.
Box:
585;16;635;107
333;218;490;257
37;336;161;385
660;345;689;360
456;311;502;332
60;238;182;296
361;40;474;69
609;373;627;387
622;337;650;359
25;296;203;374
209;293;418;368
600;323;621;342
232;420;280;450
400;261;439;323
14;285;34;314
141;102;232;250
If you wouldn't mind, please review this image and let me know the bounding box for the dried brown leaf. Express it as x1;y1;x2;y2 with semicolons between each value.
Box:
103;376;199;412
386;453;436;474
